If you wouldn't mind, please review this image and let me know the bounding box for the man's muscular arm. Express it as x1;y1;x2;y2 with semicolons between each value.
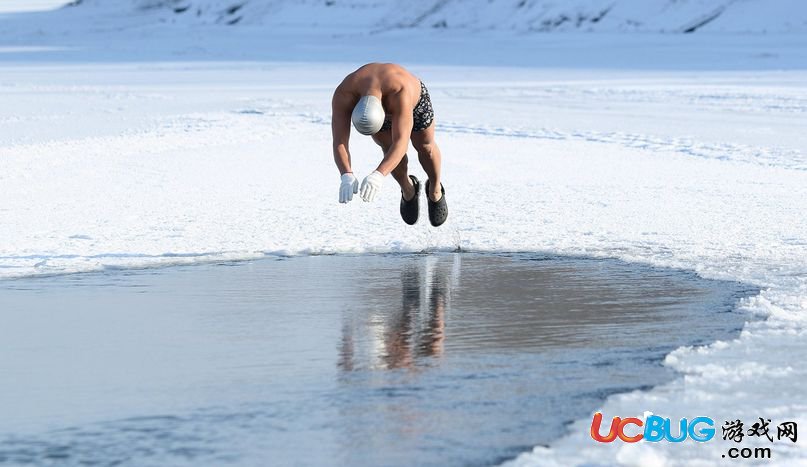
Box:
333;86;360;203
375;92;414;176
359;92;413;202
331;87;354;175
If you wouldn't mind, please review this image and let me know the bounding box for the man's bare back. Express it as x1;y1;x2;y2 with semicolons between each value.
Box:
334;63;421;121
331;63;448;227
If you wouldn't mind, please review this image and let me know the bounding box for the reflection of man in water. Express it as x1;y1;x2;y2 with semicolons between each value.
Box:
419;273;446;358
338;261;448;371
383;267;446;369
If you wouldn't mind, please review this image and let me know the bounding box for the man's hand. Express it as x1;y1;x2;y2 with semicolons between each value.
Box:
339;173;359;203
360;171;384;202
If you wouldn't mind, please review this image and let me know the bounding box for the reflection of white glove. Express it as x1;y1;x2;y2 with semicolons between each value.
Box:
339;173;358;203
360;171;384;202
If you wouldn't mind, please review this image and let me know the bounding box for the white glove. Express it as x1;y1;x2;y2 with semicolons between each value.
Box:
360;170;385;202
339;173;358;203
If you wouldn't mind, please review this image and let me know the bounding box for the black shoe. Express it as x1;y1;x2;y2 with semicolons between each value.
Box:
400;175;420;225
425;179;448;227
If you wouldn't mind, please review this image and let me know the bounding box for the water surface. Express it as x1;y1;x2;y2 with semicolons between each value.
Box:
0;253;757;466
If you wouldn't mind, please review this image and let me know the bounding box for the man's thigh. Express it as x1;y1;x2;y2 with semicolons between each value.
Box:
410;123;436;153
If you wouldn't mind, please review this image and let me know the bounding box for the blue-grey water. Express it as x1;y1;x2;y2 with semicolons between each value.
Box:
0;253;757;466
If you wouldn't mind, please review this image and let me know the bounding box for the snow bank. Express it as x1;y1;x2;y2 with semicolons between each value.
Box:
64;0;807;33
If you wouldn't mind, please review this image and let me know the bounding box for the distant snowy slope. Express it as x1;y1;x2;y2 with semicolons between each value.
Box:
66;0;807;33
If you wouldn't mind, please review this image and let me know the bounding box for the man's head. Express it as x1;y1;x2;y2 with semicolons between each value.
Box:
351;95;384;135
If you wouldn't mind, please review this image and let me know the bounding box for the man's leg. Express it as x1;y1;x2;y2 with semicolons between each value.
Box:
372;130;416;201
411;124;442;202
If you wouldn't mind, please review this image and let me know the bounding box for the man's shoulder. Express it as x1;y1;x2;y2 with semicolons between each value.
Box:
386;77;419;108
334;75;357;96
332;83;357;112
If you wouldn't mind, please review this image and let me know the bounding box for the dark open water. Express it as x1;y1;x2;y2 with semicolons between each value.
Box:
0;253;757;466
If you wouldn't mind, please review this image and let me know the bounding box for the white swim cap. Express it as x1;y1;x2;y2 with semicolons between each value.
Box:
351;95;385;135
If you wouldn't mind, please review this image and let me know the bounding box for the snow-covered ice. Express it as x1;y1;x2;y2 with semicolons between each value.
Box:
2;1;807;465
14;0;807;33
